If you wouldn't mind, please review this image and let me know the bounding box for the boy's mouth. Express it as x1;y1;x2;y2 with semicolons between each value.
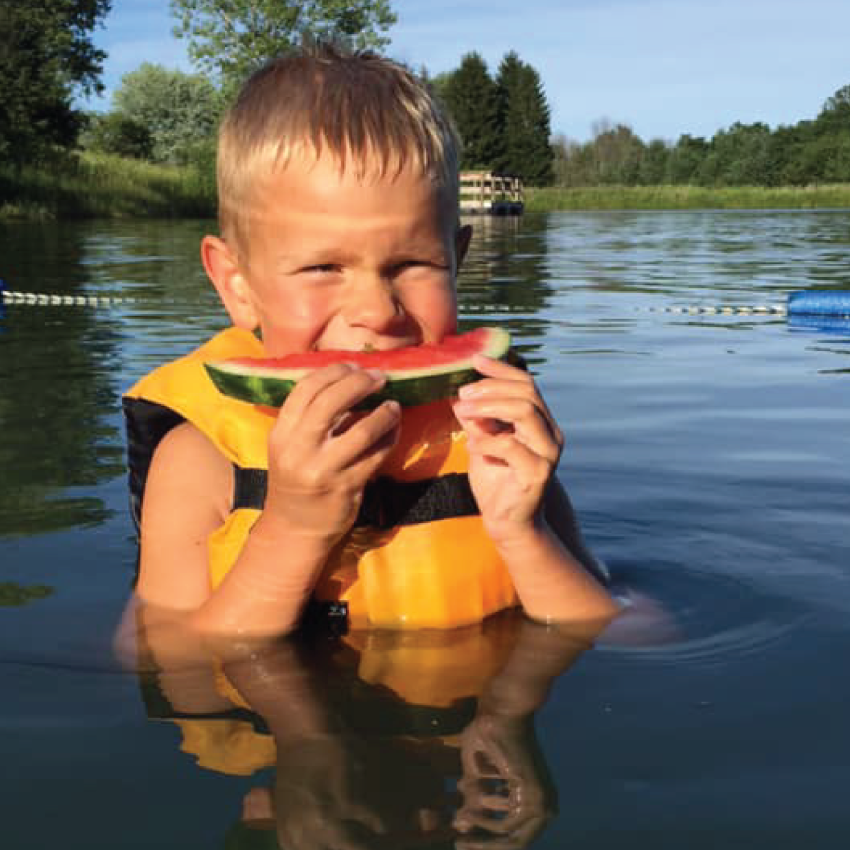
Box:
317;336;422;353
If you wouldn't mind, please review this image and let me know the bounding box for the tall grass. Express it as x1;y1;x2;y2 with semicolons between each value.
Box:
0;152;216;220
525;184;850;211
5;158;850;219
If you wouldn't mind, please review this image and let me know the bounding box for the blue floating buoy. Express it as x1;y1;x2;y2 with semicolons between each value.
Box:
787;290;850;317
788;313;850;333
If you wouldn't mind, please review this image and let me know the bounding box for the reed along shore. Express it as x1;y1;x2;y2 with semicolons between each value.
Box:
525;184;850;211
0;152;215;220
3;155;850;220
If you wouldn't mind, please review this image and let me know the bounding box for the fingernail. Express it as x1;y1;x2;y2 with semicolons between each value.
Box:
458;383;479;399
366;368;384;381
384;399;400;414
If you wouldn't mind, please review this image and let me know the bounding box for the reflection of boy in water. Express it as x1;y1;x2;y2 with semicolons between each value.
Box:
123;41;617;640
140;614;595;850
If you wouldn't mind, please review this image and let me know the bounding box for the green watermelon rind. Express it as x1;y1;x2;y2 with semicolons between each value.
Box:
204;327;511;409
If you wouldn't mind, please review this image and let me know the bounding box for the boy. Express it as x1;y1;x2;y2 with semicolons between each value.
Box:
123;44;617;638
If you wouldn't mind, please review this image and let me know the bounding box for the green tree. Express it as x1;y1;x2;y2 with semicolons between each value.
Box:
665;134;710;184
821;134;850;181
170;0;396;90
817;83;850;132
639;138;670;185
495;52;553;185
442;53;501;170
707;122;774;185
552;134;581;186
429;71;453;109
587;121;644;185
0;0;111;165
83;111;153;159
111;63;222;164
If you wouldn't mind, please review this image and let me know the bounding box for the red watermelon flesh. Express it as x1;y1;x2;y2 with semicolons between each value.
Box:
204;327;511;408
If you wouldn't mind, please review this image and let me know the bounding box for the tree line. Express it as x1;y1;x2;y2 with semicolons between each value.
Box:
84;47;557;186
0;0;395;169
553;87;850;188
2;0;849;192
432;52;554;186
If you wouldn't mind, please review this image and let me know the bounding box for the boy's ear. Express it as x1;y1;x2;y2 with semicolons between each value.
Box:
201;236;259;330
454;224;473;270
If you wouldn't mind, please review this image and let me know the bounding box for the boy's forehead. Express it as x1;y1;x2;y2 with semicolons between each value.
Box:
262;143;442;190
246;150;457;224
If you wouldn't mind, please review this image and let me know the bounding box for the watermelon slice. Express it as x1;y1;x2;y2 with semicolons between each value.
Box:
204;327;511;408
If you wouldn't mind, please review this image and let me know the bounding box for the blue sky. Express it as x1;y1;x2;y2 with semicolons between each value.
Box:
90;0;850;142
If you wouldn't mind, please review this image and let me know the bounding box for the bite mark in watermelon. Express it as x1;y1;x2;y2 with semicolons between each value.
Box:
204;327;511;408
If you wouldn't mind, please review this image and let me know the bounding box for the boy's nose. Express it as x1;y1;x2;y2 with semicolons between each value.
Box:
344;277;404;332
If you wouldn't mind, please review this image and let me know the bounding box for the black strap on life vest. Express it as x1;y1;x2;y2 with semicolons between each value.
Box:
234;466;479;530
124;396;481;537
123;397;185;535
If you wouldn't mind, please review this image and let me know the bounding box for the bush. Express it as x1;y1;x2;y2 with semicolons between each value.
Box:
83;112;153;160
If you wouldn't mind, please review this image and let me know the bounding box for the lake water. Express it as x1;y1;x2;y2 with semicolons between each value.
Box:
1;211;849;849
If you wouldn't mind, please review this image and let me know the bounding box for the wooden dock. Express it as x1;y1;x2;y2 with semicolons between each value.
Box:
459;171;524;215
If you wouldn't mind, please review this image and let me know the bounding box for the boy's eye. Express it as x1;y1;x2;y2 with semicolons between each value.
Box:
392;259;446;275
302;263;339;275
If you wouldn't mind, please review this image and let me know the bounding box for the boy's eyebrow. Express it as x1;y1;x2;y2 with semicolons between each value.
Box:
275;240;451;270
274;248;357;270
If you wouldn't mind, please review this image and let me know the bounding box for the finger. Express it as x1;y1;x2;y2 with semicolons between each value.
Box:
454;808;539;845
455;824;541;850
282;362;372;412
453;398;561;461
277;366;385;441
303;368;387;433
320;399;401;473
471;353;528;380
463;793;513;812
460;365;560;440
453;807;513;834
465;433;550;490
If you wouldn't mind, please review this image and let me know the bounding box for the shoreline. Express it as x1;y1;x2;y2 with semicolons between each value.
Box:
3;155;850;220
0;152;215;221
525;184;850;212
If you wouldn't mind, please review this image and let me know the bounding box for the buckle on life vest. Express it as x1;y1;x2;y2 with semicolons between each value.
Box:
302;598;350;636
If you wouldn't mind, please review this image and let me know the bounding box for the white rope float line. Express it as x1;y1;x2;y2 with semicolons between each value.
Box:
4;289;836;318
633;304;788;315
2;290;137;307
0;289;538;313
0;290;790;314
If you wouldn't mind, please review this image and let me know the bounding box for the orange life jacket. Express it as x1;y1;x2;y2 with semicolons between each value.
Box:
123;327;519;630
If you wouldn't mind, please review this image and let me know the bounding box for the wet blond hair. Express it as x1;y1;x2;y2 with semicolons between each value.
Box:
217;43;461;254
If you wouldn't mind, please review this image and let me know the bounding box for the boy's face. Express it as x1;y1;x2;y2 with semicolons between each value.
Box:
211;150;467;357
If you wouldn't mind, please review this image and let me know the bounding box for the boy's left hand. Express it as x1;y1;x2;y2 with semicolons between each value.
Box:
452;355;563;545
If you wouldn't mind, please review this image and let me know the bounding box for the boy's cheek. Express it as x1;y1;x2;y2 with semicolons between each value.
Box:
257;295;335;354
402;286;458;337
258;316;329;355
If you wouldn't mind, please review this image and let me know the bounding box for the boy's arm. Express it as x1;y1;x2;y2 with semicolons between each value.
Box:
453;355;619;625
494;516;618;625
544;477;611;587
135;421;336;635
135;421;232;612
133;364;400;638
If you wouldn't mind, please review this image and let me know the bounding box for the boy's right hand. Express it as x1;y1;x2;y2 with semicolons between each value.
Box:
262;363;400;547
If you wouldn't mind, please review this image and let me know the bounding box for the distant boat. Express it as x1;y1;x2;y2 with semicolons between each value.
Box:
459;171;524;215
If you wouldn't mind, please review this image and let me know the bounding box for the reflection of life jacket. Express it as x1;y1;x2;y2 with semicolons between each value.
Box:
140;611;526;776
123;327;518;630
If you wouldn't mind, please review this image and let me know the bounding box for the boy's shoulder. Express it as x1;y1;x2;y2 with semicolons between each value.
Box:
147;419;233;524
